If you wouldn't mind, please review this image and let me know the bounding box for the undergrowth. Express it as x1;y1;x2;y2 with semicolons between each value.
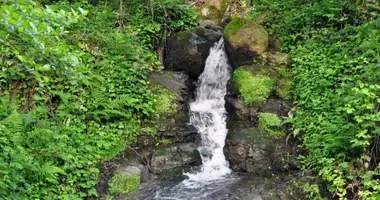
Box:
0;0;195;199
251;0;380;199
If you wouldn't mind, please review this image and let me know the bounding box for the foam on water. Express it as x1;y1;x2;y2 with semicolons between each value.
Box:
154;38;232;200
185;37;231;181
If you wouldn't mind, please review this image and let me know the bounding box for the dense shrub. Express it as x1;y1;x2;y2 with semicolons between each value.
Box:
0;0;195;199
251;0;380;199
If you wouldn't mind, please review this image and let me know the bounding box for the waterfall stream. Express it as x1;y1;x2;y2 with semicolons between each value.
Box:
185;37;231;181
154;38;234;199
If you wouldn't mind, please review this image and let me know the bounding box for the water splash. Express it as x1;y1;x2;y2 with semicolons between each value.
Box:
185;38;231;181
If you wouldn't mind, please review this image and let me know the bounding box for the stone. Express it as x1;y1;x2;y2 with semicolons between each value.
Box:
108;166;141;195
151;143;201;172
151;71;189;94
258;96;292;117
117;166;141;177
224;18;269;65
226;126;298;175
164;27;226;78
267;52;292;67
195;0;229;26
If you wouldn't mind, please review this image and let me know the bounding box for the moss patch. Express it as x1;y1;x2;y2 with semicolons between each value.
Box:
244;61;292;100
233;69;274;105
276;75;292;100
156;138;173;146
108;173;140;196
258;112;284;139
224;17;245;39
151;85;178;118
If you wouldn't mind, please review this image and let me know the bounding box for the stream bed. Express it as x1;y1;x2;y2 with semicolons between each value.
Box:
124;173;300;200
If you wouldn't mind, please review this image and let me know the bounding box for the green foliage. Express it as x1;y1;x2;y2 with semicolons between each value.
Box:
108;173;140;196
250;0;380;198
119;0;196;49
233;69;274;105
0;0;194;199
258;112;284;138
250;0;380;50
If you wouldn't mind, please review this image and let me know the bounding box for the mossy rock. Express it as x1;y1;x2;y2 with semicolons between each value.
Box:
108;166;141;196
233;68;275;106
194;0;229;26
234;58;292;101
224;17;269;64
258;112;285;139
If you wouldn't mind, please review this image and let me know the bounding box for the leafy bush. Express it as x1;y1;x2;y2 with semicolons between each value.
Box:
233;69;274;105
0;0;195;199
250;0;380;198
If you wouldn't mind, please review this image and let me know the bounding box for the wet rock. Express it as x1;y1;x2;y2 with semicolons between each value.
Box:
151;143;201;172
151;71;189;94
148;71;197;143
116;166;141;177
258;96;292;117
224;18;269;65
226;127;298;175
226;97;258;122
164;27;224;78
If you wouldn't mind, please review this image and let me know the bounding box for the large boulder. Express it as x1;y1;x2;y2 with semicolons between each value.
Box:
164;27;224;78
226;125;299;176
194;0;229;26
224;18;269;65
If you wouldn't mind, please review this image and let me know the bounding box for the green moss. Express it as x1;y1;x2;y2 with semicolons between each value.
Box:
157;138;173;146
258;112;284;139
224;17;244;40
109;173;140;196
152;86;178;117
276;77;292;100
233;69;274;105
247;63;292;100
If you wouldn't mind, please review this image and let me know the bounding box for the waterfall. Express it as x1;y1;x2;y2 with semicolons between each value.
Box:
185;38;231;181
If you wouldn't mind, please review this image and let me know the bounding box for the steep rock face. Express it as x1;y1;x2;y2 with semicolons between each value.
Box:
164;27;225;78
225;44;297;174
224;18;269;65
226;123;298;176
149;71;197;144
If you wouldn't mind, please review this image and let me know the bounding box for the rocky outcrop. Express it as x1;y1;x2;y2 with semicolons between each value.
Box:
226;125;298;176
164;27;224;78
224;17;269;65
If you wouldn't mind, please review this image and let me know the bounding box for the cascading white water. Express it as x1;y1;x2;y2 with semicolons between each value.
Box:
185;38;231;181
